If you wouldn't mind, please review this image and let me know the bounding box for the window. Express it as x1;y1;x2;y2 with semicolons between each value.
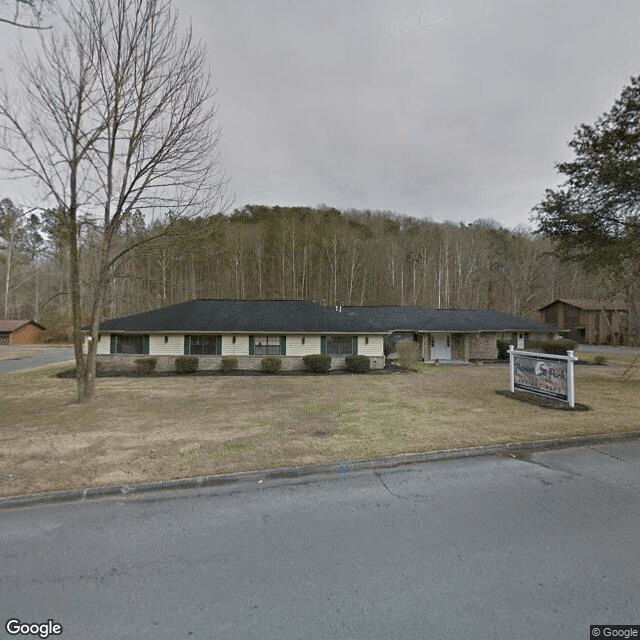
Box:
254;336;281;355
326;336;354;355
301;336;305;345
164;336;168;343
188;335;220;355
114;335;145;354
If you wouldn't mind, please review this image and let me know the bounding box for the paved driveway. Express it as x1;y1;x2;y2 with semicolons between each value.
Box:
1;440;638;639
577;344;640;356
0;346;74;375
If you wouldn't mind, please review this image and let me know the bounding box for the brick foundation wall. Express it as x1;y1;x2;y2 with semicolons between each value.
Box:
97;354;385;372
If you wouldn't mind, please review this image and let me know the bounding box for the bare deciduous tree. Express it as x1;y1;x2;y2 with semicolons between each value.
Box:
0;0;51;29
0;0;227;401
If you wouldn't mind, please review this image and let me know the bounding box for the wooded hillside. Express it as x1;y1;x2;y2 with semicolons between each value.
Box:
1;202;608;334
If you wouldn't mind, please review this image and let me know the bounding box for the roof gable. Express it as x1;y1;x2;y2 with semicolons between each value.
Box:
0;319;45;333
538;298;628;312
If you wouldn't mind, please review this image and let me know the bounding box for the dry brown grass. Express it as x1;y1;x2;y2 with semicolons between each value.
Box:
1;360;639;497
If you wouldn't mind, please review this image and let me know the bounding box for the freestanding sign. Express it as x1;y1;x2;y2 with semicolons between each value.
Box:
508;346;577;407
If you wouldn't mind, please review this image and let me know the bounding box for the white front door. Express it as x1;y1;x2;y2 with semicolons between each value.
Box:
431;334;451;360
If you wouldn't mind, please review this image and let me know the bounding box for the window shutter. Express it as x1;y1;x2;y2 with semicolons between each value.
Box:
321;336;327;355
352;336;358;355
143;335;149;355
184;335;189;355
217;335;222;355
280;335;286;356
110;334;116;354
249;335;254;355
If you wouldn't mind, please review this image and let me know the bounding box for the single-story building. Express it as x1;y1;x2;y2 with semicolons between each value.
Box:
536;298;629;344
92;299;387;371
90;299;559;370
344;306;559;361
0;319;45;345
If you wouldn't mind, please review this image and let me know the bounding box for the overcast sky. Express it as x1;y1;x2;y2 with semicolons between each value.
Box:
2;0;640;228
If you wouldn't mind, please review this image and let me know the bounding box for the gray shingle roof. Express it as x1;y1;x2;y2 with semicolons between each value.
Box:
99;299;384;333
99;300;558;334
343;306;557;333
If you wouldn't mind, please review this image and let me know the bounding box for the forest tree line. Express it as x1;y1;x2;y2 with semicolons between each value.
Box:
0;201;617;337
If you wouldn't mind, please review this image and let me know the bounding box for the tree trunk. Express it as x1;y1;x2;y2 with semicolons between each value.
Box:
3;231;13;318
69;209;89;402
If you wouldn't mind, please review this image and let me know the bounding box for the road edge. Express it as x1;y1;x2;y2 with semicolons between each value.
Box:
2;430;639;510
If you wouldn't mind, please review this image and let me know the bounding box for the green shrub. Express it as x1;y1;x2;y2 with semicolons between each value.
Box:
260;356;282;374
135;357;157;374
539;339;577;355
345;355;370;373
593;355;607;365
175;355;198;374
303;354;332;373
396;339;420;368
220;356;238;373
496;340;511;360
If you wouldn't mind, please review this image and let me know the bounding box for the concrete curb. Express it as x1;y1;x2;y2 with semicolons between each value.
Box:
2;430;639;510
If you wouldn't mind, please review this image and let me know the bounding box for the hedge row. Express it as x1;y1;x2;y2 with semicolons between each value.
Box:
111;354;373;375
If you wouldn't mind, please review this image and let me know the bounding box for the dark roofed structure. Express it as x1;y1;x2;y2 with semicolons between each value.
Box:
94;299;561;367
100;299;384;334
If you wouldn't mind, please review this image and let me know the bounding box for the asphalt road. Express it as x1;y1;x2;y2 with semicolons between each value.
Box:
577;344;640;356
1;441;639;640
0;347;74;375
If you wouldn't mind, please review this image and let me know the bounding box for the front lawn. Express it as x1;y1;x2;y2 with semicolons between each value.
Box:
1;357;638;496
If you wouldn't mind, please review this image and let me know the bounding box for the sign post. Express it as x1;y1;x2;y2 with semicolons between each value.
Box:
508;345;578;407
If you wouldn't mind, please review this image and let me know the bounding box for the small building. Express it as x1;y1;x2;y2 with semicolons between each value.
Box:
0;319;45;346
536;299;629;344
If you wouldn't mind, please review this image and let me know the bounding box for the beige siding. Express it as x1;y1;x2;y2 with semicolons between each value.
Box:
286;335;322;356
358;335;383;356
97;333;385;358
149;334;184;355
221;335;250;355
97;334;111;355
